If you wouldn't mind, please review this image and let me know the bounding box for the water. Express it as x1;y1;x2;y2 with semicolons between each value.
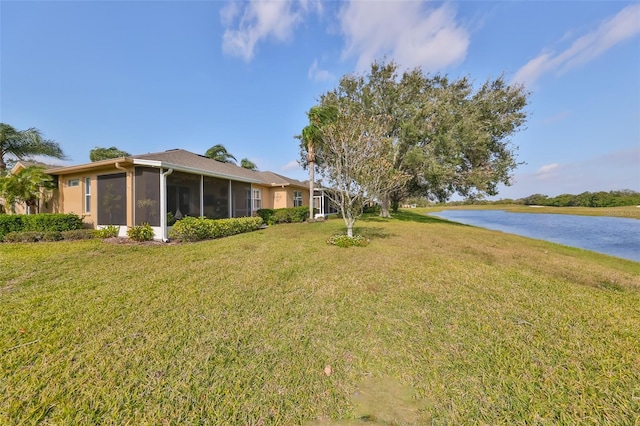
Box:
428;209;640;262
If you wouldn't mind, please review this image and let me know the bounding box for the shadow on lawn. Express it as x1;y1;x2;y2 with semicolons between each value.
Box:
362;210;469;226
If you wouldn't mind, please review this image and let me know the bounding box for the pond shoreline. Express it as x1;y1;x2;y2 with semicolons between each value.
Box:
427;208;640;262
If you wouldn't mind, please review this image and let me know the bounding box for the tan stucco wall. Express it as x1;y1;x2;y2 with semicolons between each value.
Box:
266;187;309;210
53;165;135;229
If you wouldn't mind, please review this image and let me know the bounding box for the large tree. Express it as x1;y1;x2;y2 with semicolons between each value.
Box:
0;165;54;214
301;60;529;217
205;144;236;163
90;146;131;162
0;123;66;171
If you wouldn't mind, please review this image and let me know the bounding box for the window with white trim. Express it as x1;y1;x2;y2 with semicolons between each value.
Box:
253;189;262;210
293;190;303;207
67;179;80;187
84;177;91;213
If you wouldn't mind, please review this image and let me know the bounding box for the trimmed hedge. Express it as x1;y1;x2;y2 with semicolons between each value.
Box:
168;216;264;242
0;213;84;241
256;206;314;225
2;229;96;243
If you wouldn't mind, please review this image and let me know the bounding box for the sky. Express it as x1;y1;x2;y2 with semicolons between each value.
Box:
1;0;639;199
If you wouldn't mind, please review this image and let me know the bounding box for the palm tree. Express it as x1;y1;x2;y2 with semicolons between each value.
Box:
0;165;53;214
301;105;337;220
204;144;236;163
240;158;258;171
0;123;66;171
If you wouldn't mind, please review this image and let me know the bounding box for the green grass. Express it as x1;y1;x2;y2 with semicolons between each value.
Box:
2;211;639;424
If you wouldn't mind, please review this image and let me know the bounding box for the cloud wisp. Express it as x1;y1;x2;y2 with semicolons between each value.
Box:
221;0;305;61
338;1;469;72
308;59;335;82
513;4;640;87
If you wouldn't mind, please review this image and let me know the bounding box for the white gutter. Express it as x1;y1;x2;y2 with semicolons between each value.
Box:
160;168;174;242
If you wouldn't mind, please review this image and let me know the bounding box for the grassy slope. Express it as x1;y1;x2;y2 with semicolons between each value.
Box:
1;212;639;425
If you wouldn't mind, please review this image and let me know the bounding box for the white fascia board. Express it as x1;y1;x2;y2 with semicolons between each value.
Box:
132;159;261;184
132;159;162;167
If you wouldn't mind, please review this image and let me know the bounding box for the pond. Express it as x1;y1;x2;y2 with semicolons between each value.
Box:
428;209;640;262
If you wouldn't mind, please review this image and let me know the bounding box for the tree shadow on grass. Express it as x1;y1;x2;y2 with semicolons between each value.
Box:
362;210;469;226
356;226;394;240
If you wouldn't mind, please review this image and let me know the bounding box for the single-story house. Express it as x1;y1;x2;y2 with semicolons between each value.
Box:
39;149;309;240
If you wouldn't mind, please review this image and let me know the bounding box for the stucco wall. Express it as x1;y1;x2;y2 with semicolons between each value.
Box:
54;165;135;229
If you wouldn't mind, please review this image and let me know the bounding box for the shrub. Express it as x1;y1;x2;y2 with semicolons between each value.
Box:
4;231;43;243
127;223;155;242
257;206;314;225
42;231;64;241
95;225;120;239
0;213;84;240
327;234;370;248
61;229;96;240
169;216;263;242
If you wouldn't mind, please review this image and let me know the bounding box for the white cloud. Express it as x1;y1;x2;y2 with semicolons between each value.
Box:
281;160;301;171
513;4;640;87
338;1;469;72
221;0;304;61
535;163;560;178
308;59;335;82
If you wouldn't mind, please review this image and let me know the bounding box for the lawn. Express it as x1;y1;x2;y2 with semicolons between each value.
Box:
2;211;639;425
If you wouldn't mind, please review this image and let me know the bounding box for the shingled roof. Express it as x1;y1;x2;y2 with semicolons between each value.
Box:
45;149;308;188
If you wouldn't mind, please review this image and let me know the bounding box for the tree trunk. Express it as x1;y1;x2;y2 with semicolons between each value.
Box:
380;194;391;218
309;160;315;221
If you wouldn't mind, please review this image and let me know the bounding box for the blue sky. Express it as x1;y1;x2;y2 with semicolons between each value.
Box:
1;0;638;199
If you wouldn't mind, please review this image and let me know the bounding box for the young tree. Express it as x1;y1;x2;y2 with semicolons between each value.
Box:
0;123;66;171
317;106;409;237
0;166;54;214
240;158;258;171
205;144;236;163
89;146;131;162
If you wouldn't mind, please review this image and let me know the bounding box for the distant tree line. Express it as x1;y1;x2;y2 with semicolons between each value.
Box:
439;190;640;207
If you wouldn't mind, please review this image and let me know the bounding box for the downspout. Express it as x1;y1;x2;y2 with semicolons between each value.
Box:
160;168;174;242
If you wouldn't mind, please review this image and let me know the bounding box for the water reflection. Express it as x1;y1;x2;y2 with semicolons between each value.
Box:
429;210;640;262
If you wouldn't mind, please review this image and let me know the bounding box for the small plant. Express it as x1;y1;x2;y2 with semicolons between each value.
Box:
95;225;120;239
327;234;370;248
127;223;155;242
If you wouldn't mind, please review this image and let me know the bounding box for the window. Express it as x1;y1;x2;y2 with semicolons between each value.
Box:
67;179;80;187
253;189;262;211
294;190;303;207
84;178;92;213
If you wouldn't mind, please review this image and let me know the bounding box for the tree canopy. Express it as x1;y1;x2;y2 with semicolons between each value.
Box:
0;123;66;171
0;165;54;214
205;144;236;163
240;158;258;171
300;60;529;217
89;146;131;162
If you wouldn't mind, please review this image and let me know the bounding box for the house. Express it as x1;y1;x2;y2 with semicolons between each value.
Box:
0;161;58;215
42;149;309;240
